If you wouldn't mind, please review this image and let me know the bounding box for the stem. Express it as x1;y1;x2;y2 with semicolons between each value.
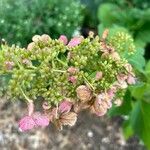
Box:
13;55;22;69
52;60;55;68
83;75;95;90
20;87;31;103
56;103;58;119
52;69;66;73
28;65;37;69
56;58;67;67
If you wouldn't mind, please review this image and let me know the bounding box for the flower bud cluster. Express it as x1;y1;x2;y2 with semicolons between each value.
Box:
0;31;136;131
108;31;135;55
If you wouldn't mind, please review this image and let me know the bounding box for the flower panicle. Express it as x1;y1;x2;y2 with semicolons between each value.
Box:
0;31;136;131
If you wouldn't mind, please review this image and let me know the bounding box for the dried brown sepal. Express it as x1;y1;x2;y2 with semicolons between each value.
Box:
42;101;51;110
41;34;51;42
76;85;92;102
110;52;121;61
95;71;103;80
60;112;77;126
27;42;35;50
73;101;91;113
55;112;77;130
102;29;109;40
32;35;41;42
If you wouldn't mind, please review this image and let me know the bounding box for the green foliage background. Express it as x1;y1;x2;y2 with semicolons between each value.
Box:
0;0;84;46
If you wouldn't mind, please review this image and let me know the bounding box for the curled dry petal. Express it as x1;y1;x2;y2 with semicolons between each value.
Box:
48;108;57;122
42;101;51;110
117;74;128;83
5;61;14;70
127;75;136;85
55;120;63;130
18;116;36;132
67;66;79;74
110;52;120;61
107;87;117;99
32;112;49;127
96;93;105;105
94;98;108;115
67;51;74;60
114;80;128;89
95;108;107;116
95;71;103;80
101;52;109;58
27;42;35;50
32;35;41;42
59;100;72;113
68;76;77;84
92;93;112;116
22;59;30;65
41;34;50;42
90;104;107;117
60;112;77;127
68;37;83;47
58;35;68;45
124;63;133;73
114;99;122;106
76;85;92;102
73;101;90;113
102;29;109;40
103;100;112;109
96;92;112;106
120;81;128;89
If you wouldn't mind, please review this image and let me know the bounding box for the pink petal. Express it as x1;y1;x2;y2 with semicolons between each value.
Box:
32;112;49;127
95;108;107;116
96;93;105;104
107;88;116;99
105;100;112;109
58;35;68;45
59;100;72;113
68;37;82;47
117;74;128;83
27;42;35;50
18;116;36;132
67;67;79;74
127;75;136;85
68;76;77;84
95;71;103;80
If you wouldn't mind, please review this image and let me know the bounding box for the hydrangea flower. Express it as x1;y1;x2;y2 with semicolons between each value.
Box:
0;31;136;131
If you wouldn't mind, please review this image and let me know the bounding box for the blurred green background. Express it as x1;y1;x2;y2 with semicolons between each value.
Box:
0;0;150;149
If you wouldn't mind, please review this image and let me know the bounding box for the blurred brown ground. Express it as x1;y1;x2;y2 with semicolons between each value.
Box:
0;97;145;150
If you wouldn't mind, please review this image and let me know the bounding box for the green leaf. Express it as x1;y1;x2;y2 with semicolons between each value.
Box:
130;101;150;150
97;3;119;27
128;47;145;72
122;120;134;140
108;90;132;116
145;61;150;81
97;24;105;37
135;23;150;47
130;83;147;100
